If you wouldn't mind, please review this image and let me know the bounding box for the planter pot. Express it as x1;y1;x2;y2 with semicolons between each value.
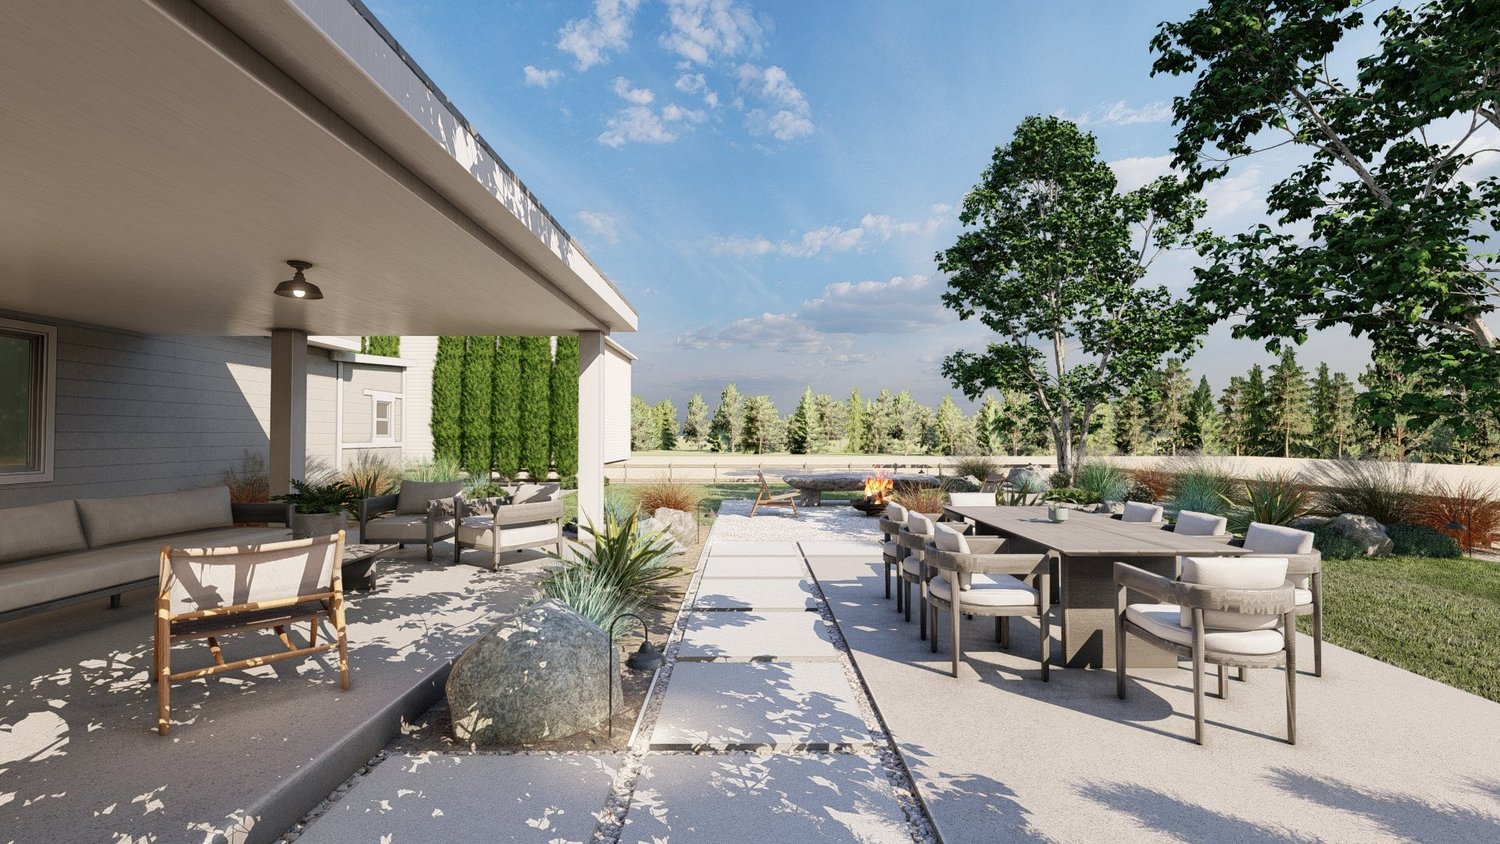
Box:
1047;505;1070;524
291;511;345;539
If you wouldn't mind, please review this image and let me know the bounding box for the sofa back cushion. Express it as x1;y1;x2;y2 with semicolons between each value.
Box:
0;499;88;564
397;481;463;514
75;486;233;548
1179;555;1288;631
511;483;561;504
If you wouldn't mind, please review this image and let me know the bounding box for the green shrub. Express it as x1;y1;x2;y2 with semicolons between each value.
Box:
1387;523;1462;559
953;456;999;483
1124;483;1155;503
404;456;463;482
431;336;464;463
1049;470;1072;489
542;510;684;636
465;482;512;501
550;335;580;477
1168;463;1236;517
1046;487;1099;505
1074;461;1129;503
518;336;552;478
1313;525;1363;560
1224;471;1311;535
1307;460;1425;525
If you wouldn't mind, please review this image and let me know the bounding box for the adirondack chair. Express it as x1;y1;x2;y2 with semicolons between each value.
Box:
750;470;799;517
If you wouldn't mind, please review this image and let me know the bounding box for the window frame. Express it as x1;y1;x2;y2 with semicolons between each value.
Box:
365;389;401;446
0;318;57;485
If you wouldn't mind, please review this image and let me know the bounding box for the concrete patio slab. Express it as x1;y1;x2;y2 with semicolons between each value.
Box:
295;753;618;844
807;553;1500;844
622;753;912;843
693;578;820;610
799;539;882;557
0;545;545;844
699;555;808;579
650;662;869;750
707;540;803;556
677;611;839;661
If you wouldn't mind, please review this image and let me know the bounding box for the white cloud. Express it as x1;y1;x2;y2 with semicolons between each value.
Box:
710;209;946;257
737;64;814;141
597;106;676;147
1060;100;1174;127
522;65;562;88
662;103;707;124
1201;167;1264;220
674;72;720;107
611;77;655;105
676;312;848;355
556;0;640;71
1109;154;1175;192
576;210;620;244
662;0;763;65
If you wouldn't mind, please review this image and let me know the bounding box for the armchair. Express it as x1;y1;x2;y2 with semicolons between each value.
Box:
924;523;1051;679
453;483;565;568
356;480;463;561
897;512;937;638
1230;522;1324;676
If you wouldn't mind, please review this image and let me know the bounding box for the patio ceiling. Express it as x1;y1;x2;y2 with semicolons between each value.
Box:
0;0;637;337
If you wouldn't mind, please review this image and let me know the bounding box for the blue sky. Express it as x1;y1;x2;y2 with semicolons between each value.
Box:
367;0;1378;412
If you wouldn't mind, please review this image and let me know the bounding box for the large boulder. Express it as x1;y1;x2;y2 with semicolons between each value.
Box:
1005;465;1051;493
1325;513;1394;557
447;599;619;746
653;507;697;547
639;516;687;556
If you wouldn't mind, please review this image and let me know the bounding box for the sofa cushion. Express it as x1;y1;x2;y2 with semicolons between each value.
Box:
361;513;454;542
0;526;290;615
75;486;233;548
0;499;87;565
1126;603;1286;656
396;481;463;515
1179;555;1289;631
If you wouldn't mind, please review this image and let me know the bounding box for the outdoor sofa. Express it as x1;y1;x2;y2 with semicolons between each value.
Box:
0;485;291;622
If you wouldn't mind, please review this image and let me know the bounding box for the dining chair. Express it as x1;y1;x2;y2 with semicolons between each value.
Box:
947;491;997;507
1121;501;1165;523
1114;556;1299;745
1172;510;1228;536
924;523;1051;679
878;502;910;602
897;511;937;637
1231;522;1324;676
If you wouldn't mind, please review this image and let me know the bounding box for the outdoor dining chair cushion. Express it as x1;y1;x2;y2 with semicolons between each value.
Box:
1173;510;1228;536
395;481;464;514
885;502;908;523
883;540;901;559
75;486;233;548
947;492;996;507
1244;522;1315;554
0;499;87;564
1121;502;1165;523
1125;604;1287;656
906;511;935;538
932;522;971;555
1178;555;1289;631
363;513;433;541
929;572;1038;607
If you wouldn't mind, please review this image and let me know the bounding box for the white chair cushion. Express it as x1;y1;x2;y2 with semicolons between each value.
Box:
930;573;1037;607
883;540;901;559
1126;604;1287;656
906;511;934;537
1173;511;1227;536
1179;556;1289;630
885;502;908;523
1244;522;1315;554
932;522;970;554
947;492;995;507
1121;502;1164;523
1295;588;1312;606
902;556;924;577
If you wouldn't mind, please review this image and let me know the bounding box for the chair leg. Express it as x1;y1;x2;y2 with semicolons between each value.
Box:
903;578;912;622
1313;605;1324;678
999;617;1010;650
885;561;892;600
995;616;1002;643
110;593;121;609
1115;613;1127;699
1218;664;1228;700
332;597;351;692
895;572;904;613
426;542;433;562
1040;608;1051;682
1286;619;1298;745
930;605;938;654
155;613;171;736
1192;646;1206;745
950;604;962;678
918;579;928;641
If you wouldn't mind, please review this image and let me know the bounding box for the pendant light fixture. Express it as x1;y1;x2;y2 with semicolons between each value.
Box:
274;260;323;300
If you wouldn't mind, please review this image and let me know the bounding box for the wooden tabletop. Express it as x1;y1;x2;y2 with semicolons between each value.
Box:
942;505;1246;558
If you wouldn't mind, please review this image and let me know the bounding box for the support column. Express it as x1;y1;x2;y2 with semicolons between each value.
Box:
270;329;309;496
577;330;607;544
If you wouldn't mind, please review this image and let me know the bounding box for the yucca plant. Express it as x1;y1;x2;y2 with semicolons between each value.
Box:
543;510;684;635
1223;472;1311;535
343;449;401;498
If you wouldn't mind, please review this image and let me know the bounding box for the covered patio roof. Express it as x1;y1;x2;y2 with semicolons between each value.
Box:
0;0;636;337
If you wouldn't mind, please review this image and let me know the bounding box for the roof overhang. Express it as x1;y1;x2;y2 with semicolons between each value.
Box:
0;0;637;338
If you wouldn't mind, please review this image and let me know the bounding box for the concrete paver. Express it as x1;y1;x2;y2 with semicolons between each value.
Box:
297;754;619;844
622;753;912;843
677;610;839;661
693;577;820;610
707;540;802;556
799;540;882;557
649;661;869;750
700;555;807;579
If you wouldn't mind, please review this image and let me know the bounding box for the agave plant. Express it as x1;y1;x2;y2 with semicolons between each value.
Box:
542;510;684;635
1223;472;1310;535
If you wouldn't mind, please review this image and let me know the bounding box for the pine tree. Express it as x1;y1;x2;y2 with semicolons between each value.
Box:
1360;349;1426;461
431;336;464;463
975;395;1004;455
1155;357;1193;454
491;337;522;477
1218;376;1247;456
630;396;656;452
361;336;400;356
517;336;551;476
1241;365;1273;456
460;337;493;475
813;394;845;451
786;387;818;454
864;390;897;454
739;395;783;453
708;384;744;452
655;399;678;450
681;394;710;449
548;335;578;477
1086;400;1115;455
1266;347;1313;458
1328;373;1359;459
1112;391;1147;454
932;396;976;455
1309;363;1336;458
844;389;866;453
1182;376;1219;453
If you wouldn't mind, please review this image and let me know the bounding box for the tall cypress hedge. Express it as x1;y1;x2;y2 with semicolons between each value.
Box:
361;336;400;356
459;337;493;475
550;335;579;477
491;336;522;477
431;336;464;463
517;336;552;477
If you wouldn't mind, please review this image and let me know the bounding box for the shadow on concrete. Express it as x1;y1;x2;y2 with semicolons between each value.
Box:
1267;767;1500;842
1075;780;1319;843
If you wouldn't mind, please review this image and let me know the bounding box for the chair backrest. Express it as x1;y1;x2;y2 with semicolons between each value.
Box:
906;511;935;538
756;470;771;492
885;501;909;524
947;492;996;507
980;473;1006;493
1179;555;1288;631
1244;522;1315;554
1121;502;1164;523
162;532;343;616
512;483;561;504
1174;510;1228;536
932;522;970;554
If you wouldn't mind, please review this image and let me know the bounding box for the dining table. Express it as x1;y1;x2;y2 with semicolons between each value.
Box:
941;505;1248;668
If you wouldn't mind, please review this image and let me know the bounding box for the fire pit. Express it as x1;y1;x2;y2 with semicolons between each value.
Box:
851;472;894;516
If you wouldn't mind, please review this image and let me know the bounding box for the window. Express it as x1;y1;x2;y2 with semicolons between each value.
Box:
0;319;56;484
366;390;402;445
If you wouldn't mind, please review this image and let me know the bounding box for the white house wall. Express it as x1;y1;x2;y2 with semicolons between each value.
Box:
398;336;438;463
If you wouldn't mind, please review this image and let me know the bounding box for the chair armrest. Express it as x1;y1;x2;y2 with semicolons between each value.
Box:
232;502;292;525
925;543;1050;576
358;494;400;527
427;497;458;521
896;527;929;552
1113;562;1179;604
962;536;1008;554
1177;580;1298;615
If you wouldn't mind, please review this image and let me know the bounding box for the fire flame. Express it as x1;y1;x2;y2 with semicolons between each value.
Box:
863;471;894;505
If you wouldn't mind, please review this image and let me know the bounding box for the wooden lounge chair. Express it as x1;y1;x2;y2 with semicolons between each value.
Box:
154;532;349;736
750;470;799;517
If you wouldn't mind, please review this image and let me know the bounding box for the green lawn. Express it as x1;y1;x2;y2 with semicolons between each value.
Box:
1323;554;1500;702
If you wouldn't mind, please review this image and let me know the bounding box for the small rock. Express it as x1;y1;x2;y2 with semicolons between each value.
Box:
1093;501;1125;516
653;507;697;546
1291;516;1331;532
1326;513;1394;556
